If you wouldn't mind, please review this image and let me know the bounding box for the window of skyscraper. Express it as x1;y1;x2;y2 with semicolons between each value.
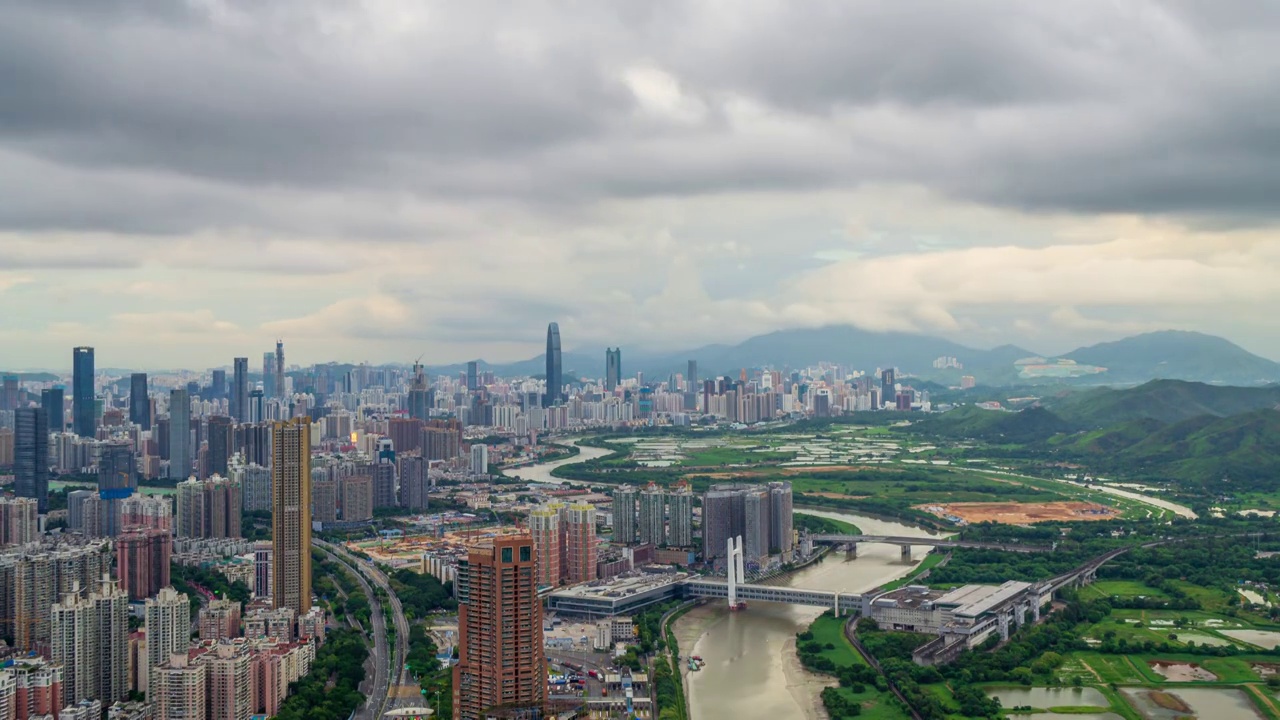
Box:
502;547;513;563
520;545;531;562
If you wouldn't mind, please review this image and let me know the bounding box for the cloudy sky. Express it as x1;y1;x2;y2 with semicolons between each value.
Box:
4;0;1280;370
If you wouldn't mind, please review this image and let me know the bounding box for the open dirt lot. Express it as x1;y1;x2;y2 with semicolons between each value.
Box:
916;501;1118;524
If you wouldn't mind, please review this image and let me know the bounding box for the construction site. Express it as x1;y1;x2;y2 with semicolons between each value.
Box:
916;501;1118;525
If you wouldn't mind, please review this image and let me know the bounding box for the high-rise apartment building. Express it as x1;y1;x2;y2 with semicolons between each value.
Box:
199;641;253;720
41;386;64;434
342;475;373;522
1;538;112;654
0;497;38;547
145;587;191;697
176;476;242;538
51;577;129;708
231;358;249;422
130;373;151;430
667;485;694;548
701;482;793;565
469;444;488;475
397;456;429;511
453;533;546;720
638;483;666;546
611;485;637;545
14;408;49;512
117;528;172;601
371;461;397;509
152;654;207;720
168;389;191;480
198;598;242;641
271;418;312;615
311;478;338;524
543;322;562;408
253;542;272;599
564;502;597;584
72;347;95;437
605;348;621;392
769;481;795;556
528;506;561;588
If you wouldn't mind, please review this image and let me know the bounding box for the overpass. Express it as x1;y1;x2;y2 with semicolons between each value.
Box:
809;534;1055;559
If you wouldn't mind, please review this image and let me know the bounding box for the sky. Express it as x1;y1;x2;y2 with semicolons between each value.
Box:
3;1;1280;370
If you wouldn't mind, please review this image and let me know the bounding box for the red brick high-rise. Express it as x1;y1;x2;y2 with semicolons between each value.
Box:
116;527;172;601
453;533;545;720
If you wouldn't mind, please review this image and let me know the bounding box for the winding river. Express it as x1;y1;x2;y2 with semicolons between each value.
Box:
517;438;1196;720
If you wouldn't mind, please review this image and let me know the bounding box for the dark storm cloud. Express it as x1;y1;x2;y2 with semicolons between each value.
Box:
4;0;1280;232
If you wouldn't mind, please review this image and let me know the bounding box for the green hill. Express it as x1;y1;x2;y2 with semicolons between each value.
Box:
1045;379;1280;427
1076;409;1280;491
909;405;1072;443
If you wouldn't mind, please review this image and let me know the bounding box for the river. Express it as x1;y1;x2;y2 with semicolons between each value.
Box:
514;440;1192;720
501;440;612;485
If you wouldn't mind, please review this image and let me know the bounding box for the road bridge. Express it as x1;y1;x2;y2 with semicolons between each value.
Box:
809;534;1055;559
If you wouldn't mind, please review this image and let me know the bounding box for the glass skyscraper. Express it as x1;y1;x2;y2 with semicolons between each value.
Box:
129;373;150;430
232;357;249;422
15;407;49;512
72;346;95;437
543;322;562;408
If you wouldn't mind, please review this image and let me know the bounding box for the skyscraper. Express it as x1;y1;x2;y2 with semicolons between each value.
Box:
453;533;546;720
261;353;275;399
0;374;17;411
176;476;242;538
98;441;135;535
274;340;285;400
168;389;191;480
528;505;562;587
231;358;249;422
564;501;597;584
41;386;64;434
543;322;562;408
129;373;150;430
687;360;698;390
72;346;95;437
407;361;431;422
272;418;312;615
248;389;264;423
611;484;637;545
209;369;226;399
605;347;621;392
466;361;479;391
667;484;694;548
145;587;191;697
14;408;49;512
207;415;232;478
638;483;666;546
769;481;795;556
881;368;896;409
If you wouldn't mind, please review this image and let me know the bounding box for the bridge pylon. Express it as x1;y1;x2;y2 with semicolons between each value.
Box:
726;536;746;610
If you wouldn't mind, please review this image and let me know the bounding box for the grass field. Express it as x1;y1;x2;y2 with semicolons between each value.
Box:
880;551;949;592
803;614;909;720
1080;580;1170;600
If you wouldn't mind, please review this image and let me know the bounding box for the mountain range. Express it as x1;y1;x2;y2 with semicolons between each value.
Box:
431;328;1280;387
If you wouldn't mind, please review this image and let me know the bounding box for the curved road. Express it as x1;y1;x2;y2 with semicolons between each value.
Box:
316;538;413;719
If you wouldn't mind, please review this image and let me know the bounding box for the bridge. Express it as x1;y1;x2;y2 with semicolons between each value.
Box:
809;534;1055;560
681;578;864;615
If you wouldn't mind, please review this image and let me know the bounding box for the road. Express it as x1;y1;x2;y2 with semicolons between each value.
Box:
316;538;414;718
